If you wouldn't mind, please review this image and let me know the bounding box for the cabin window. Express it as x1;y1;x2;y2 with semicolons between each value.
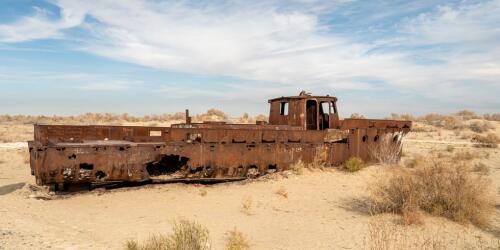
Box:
280;102;289;116
320;102;331;114
332;102;338;114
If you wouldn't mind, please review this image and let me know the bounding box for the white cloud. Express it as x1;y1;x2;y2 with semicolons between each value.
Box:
0;5;85;42
0;0;499;113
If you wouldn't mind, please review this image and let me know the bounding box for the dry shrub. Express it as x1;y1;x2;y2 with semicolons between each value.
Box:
366;219;499;250
126;219;211;250
411;123;437;133
367;220;442;250
199;189;208;197
455;110;481;120
387;113;415;121
446;145;454;152
452;150;476;161
350;113;365;119
368;133;402;164
417;114;465;130
0;111;266;126
370;159;495;227
345;157;365;172
442;116;465;130
289;160;305;175
483;113;500;121
473;133;500;148
275;187;288;198
469;121;493;133
225;229;250;250
404;154;425;168
473;163;490;175
241;197;253;216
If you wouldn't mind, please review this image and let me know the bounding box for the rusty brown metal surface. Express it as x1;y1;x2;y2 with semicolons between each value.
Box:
28;92;411;189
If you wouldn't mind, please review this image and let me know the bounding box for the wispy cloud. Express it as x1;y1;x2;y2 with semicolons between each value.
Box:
0;4;85;42
0;0;499;115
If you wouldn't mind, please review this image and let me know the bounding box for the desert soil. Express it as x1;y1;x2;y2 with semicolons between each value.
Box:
0;122;499;250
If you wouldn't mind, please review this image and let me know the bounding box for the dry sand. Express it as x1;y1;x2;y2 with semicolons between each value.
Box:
0;122;499;249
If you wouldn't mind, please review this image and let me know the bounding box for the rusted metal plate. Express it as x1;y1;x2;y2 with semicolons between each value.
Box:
28;92;411;188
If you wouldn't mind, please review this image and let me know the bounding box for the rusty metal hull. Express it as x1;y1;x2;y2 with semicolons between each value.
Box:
29;121;410;186
28;92;412;187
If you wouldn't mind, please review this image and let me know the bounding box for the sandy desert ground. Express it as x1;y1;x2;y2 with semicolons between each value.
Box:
0;116;499;250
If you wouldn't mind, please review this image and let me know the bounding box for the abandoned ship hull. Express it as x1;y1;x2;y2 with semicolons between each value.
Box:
29;121;409;186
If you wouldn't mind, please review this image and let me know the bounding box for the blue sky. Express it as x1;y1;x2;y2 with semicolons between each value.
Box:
0;0;499;118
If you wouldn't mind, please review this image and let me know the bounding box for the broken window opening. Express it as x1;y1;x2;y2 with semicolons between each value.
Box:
149;130;162;137
320;102;331;114
280;102;289;116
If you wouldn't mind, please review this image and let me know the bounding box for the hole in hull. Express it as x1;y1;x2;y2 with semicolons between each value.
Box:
95;171;106;180
79;163;94;170
146;154;189;177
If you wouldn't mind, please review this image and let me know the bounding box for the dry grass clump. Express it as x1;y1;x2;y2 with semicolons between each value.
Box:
274;187;288;198
288;160;305;175
225;229;250;250
483;113;500;121
241;197;253;216
199;189;208;197
125;219;211;250
472;133;500;148
404;154;426;168
345;157;365;172
369;133;402;164
370;159;495;227
350;113;365;119
469;121;493;133
366;219;500;250
387;113;415;121
452;150;476;161
455;110;481;120
473;163;490;175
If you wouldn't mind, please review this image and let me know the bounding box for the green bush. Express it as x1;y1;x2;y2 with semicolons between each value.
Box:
345;157;365;172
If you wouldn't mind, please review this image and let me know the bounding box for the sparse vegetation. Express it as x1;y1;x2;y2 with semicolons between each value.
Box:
368;134;402;165
241;197;253;216
274;187;288;198
289;160;305;175
370;159;495;227
225;229;250;250
350;113;365;119
345;157;365;172
125;219;211;250
367;219;500;250
473;133;500;148
199;189;208;197
483;113;500;121
473;163;490;175
469;121;493;133
453;150;476;161
0;110;268;125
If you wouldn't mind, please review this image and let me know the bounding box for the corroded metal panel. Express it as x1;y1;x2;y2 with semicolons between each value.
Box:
28;92;411;189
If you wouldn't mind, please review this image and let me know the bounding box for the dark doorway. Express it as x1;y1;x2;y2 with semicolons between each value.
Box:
306;100;318;130
319;101;330;130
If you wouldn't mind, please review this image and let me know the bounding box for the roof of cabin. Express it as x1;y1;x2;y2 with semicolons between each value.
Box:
268;92;337;103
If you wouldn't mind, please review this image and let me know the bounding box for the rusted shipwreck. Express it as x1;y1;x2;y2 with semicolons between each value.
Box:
28;92;411;190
